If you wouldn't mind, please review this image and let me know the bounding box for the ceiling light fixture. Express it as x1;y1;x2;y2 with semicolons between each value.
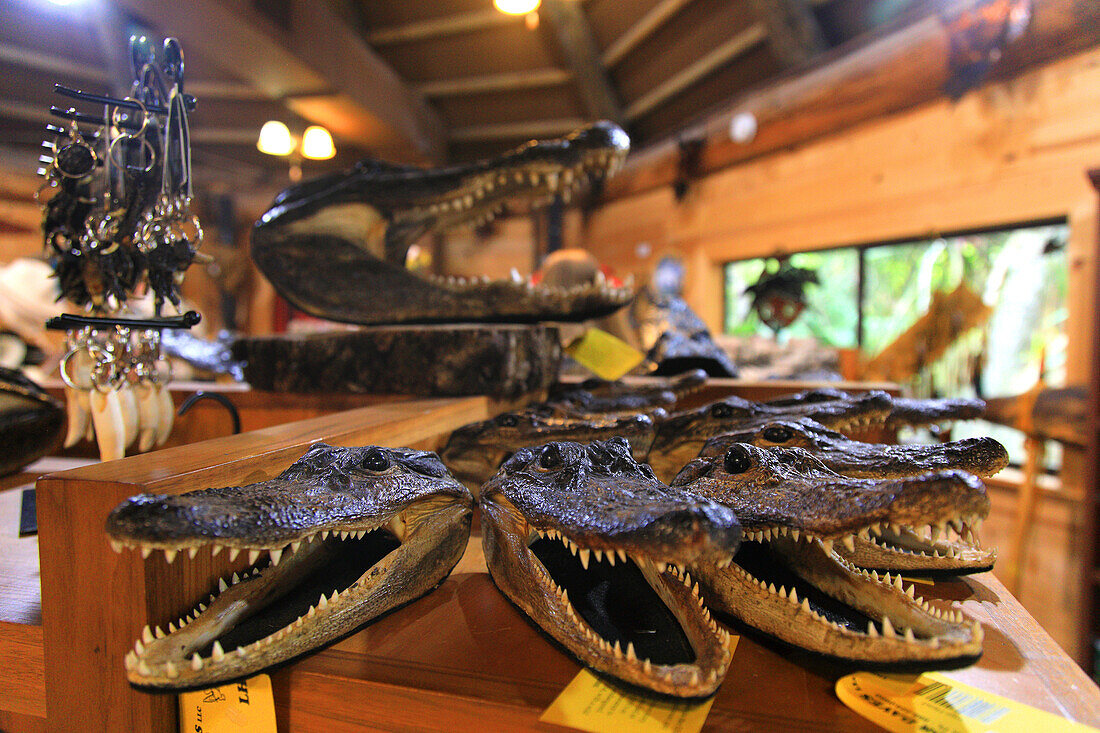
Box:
494;0;540;16
256;120;295;157
300;125;336;160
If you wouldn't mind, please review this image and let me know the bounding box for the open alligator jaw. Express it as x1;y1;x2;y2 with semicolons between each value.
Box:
105;444;473;689
672;444;986;662
251;121;634;325
480;438;741;697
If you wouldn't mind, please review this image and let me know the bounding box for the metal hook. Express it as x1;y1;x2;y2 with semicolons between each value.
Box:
177;391;241;435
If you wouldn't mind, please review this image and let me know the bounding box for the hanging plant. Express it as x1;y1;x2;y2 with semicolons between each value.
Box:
743;257;819;334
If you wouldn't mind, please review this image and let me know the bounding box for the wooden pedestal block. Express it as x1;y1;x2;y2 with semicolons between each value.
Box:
234;324;562;398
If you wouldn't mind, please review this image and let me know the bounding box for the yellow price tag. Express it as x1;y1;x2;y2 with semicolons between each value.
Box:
565;328;646;381
541;636;737;733
179;674;277;733
836;671;1098;733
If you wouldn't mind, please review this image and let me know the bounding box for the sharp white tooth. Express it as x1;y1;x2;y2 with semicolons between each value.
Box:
307;605;317;617
801;599;811;613
881;616;895;637
237;646;247;658
606;551;616;566
789;587;798;604
270;548;283;566
768;583;777;594
318;594;328;609
594;549;603;563
138;661;153;677
190;654;203;671
820;539;834;554
110;539;123;554
168;622;177;633
322;530;330;540
906;585;915;598
212;544;224;558
212;641;225;662
291;541;301;554
626;642;636;660
124;651;138;670
232;572;241;585
894;575;904;590
141;546;152;559
858;527;870;540
228;547;240;561
791;529;800;542
579;549;590;570
947;546;958;558
199;603;207;612
867;621;878;637
904;628;916;643
154;625;165;639
331;589;340;603
164;549;177;564
188;546;199;559
871;570;879;581
135;639;145;655
248;549;261;564
842;535;856;552
142;625;154;644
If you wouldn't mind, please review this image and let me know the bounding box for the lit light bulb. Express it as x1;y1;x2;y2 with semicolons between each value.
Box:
301;126;336;161
257;121;295;156
494;0;540;15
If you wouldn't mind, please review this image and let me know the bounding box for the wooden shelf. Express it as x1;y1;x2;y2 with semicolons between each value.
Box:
1;385;1098;730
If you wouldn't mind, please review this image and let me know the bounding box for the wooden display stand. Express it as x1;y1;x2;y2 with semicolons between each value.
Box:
1;388;1098;730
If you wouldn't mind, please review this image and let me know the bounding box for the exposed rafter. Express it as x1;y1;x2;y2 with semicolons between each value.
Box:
601;0;696;67
450;118;588;143
416;68;572;98
540;0;624;124
366;9;519;46
111;0;446;163
624;24;768;121
748;0;828;68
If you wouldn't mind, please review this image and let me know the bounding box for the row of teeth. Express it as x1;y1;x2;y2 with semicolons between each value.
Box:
728;555;977;645
744;515;983;555
110;517;404;565
528;529;728;685
423;269;632;297
875;516;982;543
531;526;733;571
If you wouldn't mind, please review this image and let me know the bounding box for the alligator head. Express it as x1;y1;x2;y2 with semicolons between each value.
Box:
481;438;741;697
106;443;473;689
647;391;892;483
440;407;659;492
765;389;986;432
546;369;707;418
698;417;1009;478
672;444;985;664
252;121;633;325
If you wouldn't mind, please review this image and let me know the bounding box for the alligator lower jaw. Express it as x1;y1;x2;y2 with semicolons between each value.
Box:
693;533;983;664
842;517;995;574
482;505;733;697
112;501;470;689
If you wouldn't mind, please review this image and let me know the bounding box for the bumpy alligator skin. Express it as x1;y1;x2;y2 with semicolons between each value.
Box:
672;444;986;663
106;443;473;689
647;391;892;483
481;438;740;696
764;388;986;431
0;366;63;476
252;122;633;325
547;369;707;419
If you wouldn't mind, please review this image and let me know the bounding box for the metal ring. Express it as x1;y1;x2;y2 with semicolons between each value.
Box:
112;97;150;136
107;134;156;173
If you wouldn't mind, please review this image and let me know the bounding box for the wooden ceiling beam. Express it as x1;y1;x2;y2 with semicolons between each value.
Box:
540;0;624;124
601;0;696;67
366;9;519;46
624;24;768;121
748;0;829;67
112;0;445;163
603;0;1100;202
416;68;572;98
450;118;589;143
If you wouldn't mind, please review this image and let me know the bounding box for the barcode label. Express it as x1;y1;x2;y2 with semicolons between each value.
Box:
914;681;1012;725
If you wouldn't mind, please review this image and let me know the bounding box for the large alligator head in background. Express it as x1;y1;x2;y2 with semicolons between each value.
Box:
763;389;987;432
106;443;473;689
440;407;660;492
672;444;985;664
252;121;633;325
546;369;707;419
647;390;892;482
481;438;741;697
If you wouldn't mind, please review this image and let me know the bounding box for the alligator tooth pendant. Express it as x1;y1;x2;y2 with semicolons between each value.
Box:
154;384;174;447
64;384;90;448
134;382;159;452
117;383;139;449
90;388;126;461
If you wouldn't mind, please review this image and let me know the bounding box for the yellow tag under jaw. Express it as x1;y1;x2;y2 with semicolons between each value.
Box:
179;674;277;733
564;328;646;381
540;636;738;733
836;671;1098;733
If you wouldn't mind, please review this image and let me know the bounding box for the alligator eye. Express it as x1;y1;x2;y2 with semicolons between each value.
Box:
723;445;752;474
710;403;734;418
762;426;793;443
496;413;519;427
538;444;563;470
360;448;390;472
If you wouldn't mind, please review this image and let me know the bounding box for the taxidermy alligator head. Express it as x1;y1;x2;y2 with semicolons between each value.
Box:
106;443;472;689
481;438;740;697
546;369;707;419
440;408;660;493
647;390;892;482
698;417;1009;479
763;388;986;432
697;419;1001;573
252;121;633;325
0;366;63;476
672;444;985;664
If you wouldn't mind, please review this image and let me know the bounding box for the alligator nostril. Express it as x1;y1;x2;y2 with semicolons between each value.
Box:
711;403;734;418
724;445;752;474
361;447;390;472
762;426;793;443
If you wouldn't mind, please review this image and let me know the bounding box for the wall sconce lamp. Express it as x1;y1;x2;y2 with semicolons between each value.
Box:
257;121;336;180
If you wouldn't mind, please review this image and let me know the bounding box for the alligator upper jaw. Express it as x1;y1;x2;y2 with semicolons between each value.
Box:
693;532;983;664
842;517;996;574
110;496;471;689
481;494;734;697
